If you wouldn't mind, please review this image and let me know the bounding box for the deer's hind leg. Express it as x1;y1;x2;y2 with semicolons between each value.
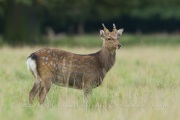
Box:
29;77;41;104
38;78;52;104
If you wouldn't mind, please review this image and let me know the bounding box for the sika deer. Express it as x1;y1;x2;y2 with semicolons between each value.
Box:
26;23;123;104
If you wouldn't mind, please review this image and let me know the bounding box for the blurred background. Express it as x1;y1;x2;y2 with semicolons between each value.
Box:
0;0;179;46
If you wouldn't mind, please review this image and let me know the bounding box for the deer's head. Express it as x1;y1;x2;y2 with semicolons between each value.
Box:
100;23;123;50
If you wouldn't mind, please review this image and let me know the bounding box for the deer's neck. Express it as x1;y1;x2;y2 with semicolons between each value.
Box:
99;47;116;72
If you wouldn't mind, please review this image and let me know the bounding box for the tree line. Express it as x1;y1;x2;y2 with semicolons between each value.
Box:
0;0;179;44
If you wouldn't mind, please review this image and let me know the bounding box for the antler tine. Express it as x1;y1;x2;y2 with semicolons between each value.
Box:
113;23;116;29
113;23;117;32
102;23;106;29
102;23;110;33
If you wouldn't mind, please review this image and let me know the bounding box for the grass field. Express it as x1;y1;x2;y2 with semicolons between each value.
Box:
0;35;180;120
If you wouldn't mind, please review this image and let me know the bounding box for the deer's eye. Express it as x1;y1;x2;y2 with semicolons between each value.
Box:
107;38;111;40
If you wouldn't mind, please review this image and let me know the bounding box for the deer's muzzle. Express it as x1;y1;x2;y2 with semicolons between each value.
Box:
118;44;122;49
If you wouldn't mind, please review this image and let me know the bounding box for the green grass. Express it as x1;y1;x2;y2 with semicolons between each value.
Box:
1;34;180;47
0;36;180;120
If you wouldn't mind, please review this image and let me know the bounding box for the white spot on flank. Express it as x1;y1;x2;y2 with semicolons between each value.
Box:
46;57;48;60
42;57;46;60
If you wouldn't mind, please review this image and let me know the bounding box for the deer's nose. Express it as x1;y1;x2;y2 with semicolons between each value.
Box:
118;44;122;49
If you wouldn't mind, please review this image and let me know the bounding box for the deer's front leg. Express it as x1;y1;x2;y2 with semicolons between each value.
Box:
83;87;92;101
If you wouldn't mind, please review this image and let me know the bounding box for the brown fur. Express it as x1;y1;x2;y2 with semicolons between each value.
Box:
27;24;123;104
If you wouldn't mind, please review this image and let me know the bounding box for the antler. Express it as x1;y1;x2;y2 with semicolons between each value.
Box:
102;23;106;29
113;23;117;32
102;23;109;33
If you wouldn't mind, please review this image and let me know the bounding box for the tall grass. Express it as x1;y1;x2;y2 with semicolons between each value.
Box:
0;37;180;120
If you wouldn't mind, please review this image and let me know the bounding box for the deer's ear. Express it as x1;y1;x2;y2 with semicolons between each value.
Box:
117;29;124;36
100;30;105;39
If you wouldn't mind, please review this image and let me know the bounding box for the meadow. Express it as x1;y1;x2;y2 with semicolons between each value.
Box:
0;34;180;120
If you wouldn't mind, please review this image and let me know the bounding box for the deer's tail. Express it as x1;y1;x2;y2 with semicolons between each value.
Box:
26;54;38;79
